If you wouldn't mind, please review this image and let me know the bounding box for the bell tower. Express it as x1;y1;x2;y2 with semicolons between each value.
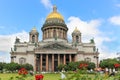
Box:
29;27;39;43
72;27;81;43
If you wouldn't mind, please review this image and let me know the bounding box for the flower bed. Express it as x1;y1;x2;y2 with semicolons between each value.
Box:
35;74;44;80
18;68;28;77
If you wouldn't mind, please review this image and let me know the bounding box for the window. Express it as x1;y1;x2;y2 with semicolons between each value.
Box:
76;36;79;43
19;57;26;64
85;57;91;62
32;35;35;43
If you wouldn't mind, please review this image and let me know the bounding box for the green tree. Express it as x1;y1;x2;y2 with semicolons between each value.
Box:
0;62;5;72
67;62;77;71
99;58;119;69
5;62;20;72
21;63;33;71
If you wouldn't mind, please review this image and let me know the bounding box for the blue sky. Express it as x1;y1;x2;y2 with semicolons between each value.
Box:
0;0;120;62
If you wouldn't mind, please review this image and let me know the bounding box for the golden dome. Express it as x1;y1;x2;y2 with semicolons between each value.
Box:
30;26;39;35
72;27;81;36
32;26;37;31
74;27;80;32
46;6;64;20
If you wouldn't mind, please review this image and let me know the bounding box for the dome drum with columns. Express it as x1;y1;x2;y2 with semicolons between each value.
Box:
10;6;99;72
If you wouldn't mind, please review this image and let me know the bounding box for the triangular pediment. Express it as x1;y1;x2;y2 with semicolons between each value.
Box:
41;42;73;50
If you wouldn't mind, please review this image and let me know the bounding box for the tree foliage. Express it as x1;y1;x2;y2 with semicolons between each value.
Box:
21;63;33;71
99;58;119;68
0;62;33;73
57;61;95;71
0;62;6;71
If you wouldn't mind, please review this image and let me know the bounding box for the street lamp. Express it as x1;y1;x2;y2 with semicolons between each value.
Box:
94;56;99;68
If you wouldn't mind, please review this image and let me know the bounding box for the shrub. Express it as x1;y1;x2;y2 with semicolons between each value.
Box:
57;64;65;71
20;63;33;71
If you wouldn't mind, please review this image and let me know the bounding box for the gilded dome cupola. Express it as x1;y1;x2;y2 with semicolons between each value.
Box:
41;5;68;41
29;27;39;43
30;27;39;35
46;5;64;20
72;27;81;36
72;27;81;43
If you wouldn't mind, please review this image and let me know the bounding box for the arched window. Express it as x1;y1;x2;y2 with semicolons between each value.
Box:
76;36;79;43
85;57;91;62
19;57;26;64
32;35;35;43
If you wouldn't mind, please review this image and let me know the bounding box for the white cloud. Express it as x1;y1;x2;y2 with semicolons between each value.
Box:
67;16;101;42
115;4;120;8
0;31;29;62
0;54;10;63
0;56;5;62
66;16;115;60
40;0;52;9
99;51;117;60
109;16;120;26
99;43;119;60
0;30;29;52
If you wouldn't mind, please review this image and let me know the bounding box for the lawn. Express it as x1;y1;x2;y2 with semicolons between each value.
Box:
0;73;61;80
0;73;117;80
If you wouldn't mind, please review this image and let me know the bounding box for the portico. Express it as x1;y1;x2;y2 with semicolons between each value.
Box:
35;54;76;72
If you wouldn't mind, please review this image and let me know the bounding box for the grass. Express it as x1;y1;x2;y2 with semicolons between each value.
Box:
0;73;33;80
0;73;61;80
0;73;118;80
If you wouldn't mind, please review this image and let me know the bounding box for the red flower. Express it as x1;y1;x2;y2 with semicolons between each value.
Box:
35;74;44;80
114;63;120;68
18;68;28;76
79;63;88;69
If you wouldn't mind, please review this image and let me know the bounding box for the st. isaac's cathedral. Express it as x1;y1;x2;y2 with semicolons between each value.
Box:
10;6;99;72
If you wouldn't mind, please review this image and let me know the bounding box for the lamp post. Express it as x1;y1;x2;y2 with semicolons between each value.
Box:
94;56;99;68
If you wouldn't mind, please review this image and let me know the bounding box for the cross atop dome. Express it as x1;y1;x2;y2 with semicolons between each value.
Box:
53;5;57;12
32;26;37;31
73;27;80;33
46;5;64;20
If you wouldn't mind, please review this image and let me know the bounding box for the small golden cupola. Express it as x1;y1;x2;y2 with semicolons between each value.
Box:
29;27;39;43
72;27;81;35
30;27;39;35
72;27;81;43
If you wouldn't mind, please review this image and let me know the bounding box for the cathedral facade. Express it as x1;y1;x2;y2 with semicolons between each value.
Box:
10;6;99;72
